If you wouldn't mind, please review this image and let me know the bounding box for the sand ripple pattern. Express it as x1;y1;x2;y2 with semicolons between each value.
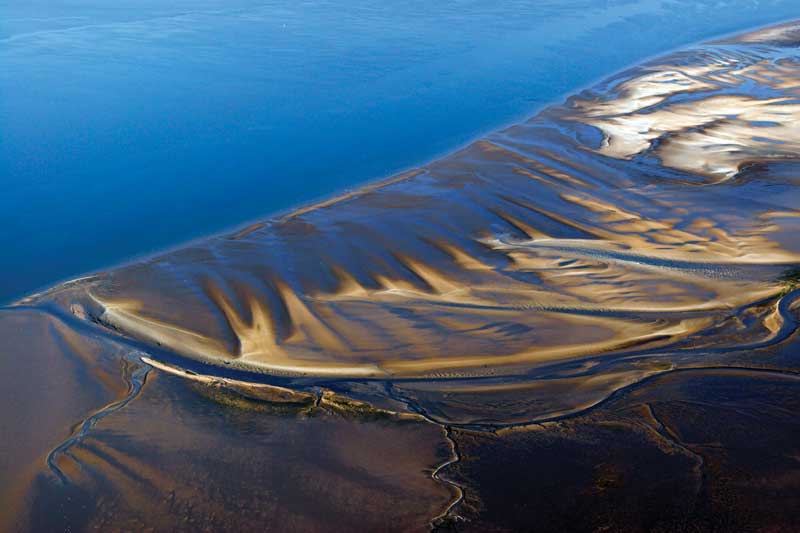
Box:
19;21;800;424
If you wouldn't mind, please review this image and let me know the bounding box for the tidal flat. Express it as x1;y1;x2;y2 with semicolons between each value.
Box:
3;20;800;532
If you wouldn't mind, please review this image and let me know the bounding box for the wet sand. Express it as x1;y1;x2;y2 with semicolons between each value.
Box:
3;20;800;531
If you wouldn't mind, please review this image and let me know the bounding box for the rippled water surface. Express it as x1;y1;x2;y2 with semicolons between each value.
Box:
2;0;800;302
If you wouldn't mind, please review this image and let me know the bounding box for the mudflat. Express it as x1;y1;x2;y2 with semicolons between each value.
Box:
3;20;800;531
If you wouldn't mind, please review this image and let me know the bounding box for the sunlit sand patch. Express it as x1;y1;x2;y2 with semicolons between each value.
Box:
140;356;317;404
568;46;800;181
724;20;800;46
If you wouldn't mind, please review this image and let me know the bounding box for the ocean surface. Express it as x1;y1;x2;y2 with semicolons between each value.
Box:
2;0;800;303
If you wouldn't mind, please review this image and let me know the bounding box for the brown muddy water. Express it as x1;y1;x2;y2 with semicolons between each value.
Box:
4;21;800;532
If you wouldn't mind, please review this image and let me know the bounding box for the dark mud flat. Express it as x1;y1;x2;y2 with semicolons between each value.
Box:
450;368;800;531
0;310;455;532
4;21;800;532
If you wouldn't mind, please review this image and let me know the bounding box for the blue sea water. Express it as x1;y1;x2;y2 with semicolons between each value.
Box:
1;1;799;303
